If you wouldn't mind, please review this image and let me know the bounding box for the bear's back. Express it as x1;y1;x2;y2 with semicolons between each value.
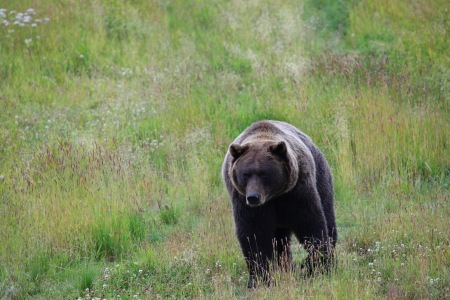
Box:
235;120;313;150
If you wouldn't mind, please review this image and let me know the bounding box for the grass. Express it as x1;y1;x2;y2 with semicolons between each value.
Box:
0;0;449;299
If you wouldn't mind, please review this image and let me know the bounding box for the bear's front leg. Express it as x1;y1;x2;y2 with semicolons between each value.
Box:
233;202;277;288
238;232;275;289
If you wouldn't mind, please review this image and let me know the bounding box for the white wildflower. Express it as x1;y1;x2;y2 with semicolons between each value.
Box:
215;260;222;268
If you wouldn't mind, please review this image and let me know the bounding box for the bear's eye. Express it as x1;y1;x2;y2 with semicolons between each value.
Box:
243;172;250;179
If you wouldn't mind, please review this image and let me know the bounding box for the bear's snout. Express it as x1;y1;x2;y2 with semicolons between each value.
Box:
246;192;261;206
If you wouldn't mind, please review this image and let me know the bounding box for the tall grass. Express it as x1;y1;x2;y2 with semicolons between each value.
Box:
1;0;448;298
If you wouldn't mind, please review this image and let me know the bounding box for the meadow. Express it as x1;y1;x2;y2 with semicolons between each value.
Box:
0;0;448;298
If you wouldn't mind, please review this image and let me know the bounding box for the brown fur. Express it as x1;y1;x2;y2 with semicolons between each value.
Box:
222;120;337;288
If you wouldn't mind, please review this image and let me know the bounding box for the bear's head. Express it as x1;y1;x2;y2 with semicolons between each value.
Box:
228;140;298;207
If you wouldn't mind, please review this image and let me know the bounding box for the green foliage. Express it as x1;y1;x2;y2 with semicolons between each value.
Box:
0;0;448;299
92;218;132;261
304;0;354;33
27;252;50;286
128;213;146;242
79;263;97;292
159;205;179;225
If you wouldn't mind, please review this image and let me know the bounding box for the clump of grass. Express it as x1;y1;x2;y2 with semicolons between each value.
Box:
91;211;153;262
92;219;130;262
79;263;96;293
128;213;146;242
26;251;50;290
159;204;179;225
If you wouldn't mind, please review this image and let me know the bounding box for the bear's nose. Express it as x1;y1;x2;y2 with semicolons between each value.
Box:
246;193;260;206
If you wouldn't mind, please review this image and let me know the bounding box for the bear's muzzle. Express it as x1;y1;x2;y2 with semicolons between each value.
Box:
246;192;262;207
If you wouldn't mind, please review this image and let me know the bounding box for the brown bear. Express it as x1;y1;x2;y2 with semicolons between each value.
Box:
222;120;337;288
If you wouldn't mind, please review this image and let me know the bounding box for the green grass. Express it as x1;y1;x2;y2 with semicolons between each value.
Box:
1;0;449;299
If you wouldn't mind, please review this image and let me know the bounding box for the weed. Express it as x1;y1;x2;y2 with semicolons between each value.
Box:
128;213;146;242
92;217;132;262
159;205;179;226
27;251;50;289
79;263;96;293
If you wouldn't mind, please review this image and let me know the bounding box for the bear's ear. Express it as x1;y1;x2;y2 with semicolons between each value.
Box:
269;141;287;157
229;144;247;159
